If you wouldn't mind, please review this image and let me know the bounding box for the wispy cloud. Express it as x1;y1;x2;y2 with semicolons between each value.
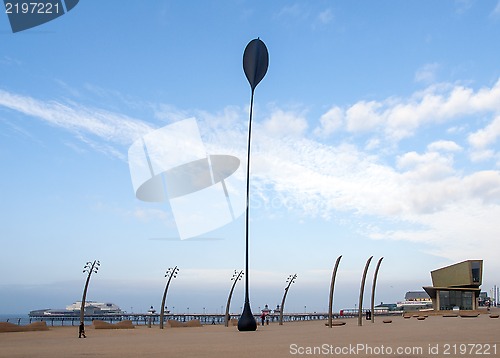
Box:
415;63;440;84
491;1;500;17
1;80;500;269
276;3;308;21
317;8;334;25
0;89;154;158
454;0;474;14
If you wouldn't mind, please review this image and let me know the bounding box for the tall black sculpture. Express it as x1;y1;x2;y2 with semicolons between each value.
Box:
80;260;100;329
160;266;179;329
328;255;342;328
225;270;244;327
358;256;373;326
279;274;297;325
370;257;383;323
238;38;269;332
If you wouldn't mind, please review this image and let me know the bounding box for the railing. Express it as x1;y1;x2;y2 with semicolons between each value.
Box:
5;310;403;327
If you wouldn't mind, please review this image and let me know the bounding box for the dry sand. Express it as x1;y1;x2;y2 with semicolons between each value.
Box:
1;310;499;357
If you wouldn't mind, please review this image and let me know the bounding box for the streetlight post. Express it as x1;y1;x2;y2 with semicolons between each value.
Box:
279;274;297;325
239;38;269;332
225;270;244;327
80;260;100;326
160;266;179;329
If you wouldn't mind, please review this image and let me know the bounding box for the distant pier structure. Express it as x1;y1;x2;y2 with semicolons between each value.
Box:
24;311;357;326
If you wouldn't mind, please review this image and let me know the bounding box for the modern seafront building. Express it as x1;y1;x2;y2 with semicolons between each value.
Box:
423;260;483;311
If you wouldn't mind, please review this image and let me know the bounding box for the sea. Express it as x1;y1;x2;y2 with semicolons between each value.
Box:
0;313;98;327
0;314;32;326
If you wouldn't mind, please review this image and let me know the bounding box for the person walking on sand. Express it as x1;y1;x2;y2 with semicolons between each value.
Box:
79;322;86;338
260;312;266;326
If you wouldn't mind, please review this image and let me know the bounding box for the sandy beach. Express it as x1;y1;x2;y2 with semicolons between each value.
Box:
1;310;499;358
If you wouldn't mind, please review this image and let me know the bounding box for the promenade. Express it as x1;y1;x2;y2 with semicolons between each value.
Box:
0;309;498;358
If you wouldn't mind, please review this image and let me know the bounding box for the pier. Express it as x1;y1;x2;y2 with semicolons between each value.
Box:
8;310;400;327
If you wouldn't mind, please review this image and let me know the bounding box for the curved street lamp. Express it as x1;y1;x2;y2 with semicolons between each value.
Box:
225;270;244;327
160;266;179;329
279;274;297;325
238;38;269;332
80;260;100;325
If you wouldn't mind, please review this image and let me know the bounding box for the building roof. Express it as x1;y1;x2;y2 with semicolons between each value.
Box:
405;291;430;300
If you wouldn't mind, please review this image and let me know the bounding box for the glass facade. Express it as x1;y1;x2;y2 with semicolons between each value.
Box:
438;290;474;310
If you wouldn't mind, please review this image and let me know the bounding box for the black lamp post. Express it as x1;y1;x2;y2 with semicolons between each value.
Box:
279;274;297;325
160;266;179;329
80;260;100;325
238;38;269;332
225;270;244;327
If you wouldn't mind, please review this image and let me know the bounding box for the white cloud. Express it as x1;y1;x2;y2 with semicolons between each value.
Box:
415;63;440;84
317;9;333;24
0;89;155;160
464;170;500;203
469;149;495;162
427;140;462;152
277;4;308;21
454;0;474;14
314;106;343;137
397;151;455;182
262;108;308;137
2;81;500;272
345;100;383;132
468;115;500;148
323;80;500;145
0;89;153;146
491;1;500;17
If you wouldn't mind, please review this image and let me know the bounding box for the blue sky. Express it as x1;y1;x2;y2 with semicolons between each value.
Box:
1;0;500;315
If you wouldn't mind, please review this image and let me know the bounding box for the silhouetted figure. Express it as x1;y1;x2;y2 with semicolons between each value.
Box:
79;322;86;338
